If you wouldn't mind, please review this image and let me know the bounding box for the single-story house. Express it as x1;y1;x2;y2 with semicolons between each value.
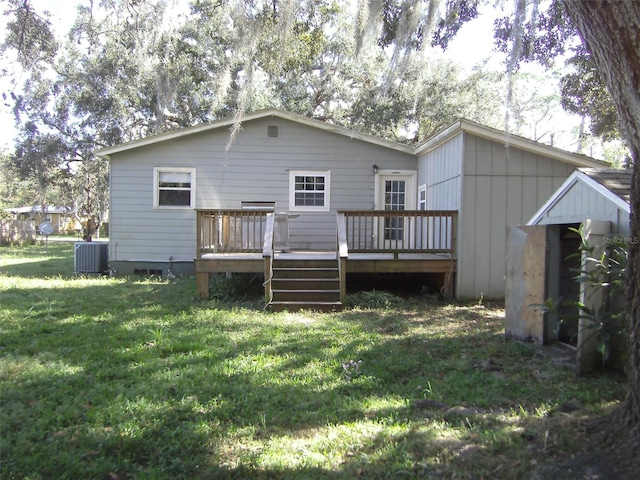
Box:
505;168;631;371
7;205;74;233
95;109;606;310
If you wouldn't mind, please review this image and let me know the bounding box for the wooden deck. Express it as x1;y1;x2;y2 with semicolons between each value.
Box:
195;209;457;309
195;251;455;274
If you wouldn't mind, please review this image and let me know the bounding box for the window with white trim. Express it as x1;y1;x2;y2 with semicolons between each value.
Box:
418;185;427;210
289;170;331;212
154;167;196;208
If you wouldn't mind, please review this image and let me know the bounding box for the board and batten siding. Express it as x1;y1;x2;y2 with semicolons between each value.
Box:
533;180;630;235
108;116;417;267
417;134;463;210
457;135;577;299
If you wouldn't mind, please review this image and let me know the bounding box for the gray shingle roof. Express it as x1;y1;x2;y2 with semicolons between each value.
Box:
580;168;632;204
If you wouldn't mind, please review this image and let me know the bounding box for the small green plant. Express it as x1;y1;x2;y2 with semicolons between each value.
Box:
345;289;401;309
209;273;263;303
341;359;363;381
148;327;166;346
417;380;433;398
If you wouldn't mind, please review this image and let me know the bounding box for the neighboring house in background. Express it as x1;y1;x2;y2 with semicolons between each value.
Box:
7;206;74;234
505;168;631;372
96;109;606;308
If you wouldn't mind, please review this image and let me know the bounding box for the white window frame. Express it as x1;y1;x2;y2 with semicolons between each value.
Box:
289;170;331;212
373;170;417;210
153;167;196;209
418;184;427;210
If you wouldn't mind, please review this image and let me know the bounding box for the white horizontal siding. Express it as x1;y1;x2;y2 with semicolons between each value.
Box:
109;117;417;263
457;135;576;299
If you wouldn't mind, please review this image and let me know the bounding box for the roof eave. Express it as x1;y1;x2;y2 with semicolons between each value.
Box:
95;108;415;158
528;169;630;225
415;119;608;169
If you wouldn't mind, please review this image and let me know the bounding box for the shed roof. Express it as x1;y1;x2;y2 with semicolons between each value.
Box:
415;119;608;169
528;168;630;225
580;168;632;204
7;205;73;214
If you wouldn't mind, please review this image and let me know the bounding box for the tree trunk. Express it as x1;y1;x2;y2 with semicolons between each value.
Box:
563;0;640;442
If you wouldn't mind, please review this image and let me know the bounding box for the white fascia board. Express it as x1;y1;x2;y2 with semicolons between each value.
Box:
415;119;608;169
577;172;631;212
528;171;581;225
414;120;463;156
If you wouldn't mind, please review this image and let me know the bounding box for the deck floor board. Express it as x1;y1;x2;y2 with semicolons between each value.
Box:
196;250;455;274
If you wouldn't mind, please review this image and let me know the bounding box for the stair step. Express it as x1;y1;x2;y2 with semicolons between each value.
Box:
273;259;337;269
272;289;341;302
266;255;342;311
273;267;338;279
271;278;339;290
268;301;343;312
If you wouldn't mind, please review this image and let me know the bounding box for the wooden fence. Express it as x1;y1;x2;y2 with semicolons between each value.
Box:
0;220;36;244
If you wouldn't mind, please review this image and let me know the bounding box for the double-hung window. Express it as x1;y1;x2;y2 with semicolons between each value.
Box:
289;170;331;212
154;167;196;208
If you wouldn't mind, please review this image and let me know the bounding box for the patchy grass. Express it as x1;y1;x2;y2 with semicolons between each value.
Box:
0;242;626;479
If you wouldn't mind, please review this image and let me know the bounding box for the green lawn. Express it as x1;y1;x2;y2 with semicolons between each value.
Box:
0;242;626;479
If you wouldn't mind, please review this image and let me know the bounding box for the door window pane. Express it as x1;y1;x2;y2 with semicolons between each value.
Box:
384;180;406;240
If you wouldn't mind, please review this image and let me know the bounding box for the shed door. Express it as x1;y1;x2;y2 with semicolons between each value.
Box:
505;225;549;343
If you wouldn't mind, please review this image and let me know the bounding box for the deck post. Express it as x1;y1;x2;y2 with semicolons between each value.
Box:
195;212;209;300
262;213;275;307
196;210;203;258
264;256;272;305
337;212;349;303
339;256;347;303
442;269;454;298
451;211;458;257
196;271;210;300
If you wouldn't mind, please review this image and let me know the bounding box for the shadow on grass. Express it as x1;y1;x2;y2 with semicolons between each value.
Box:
0;255;628;479
0;242;76;278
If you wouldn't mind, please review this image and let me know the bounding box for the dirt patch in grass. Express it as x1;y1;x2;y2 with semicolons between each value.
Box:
531;411;639;480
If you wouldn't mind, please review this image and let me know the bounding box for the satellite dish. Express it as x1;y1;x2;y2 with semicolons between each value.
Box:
39;221;54;236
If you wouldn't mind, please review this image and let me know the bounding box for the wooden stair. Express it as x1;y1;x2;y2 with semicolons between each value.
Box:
267;258;343;312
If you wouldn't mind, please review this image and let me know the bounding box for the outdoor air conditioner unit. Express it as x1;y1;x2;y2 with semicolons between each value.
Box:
74;242;108;274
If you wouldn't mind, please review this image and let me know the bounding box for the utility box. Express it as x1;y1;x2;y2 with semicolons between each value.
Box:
74;242;108;274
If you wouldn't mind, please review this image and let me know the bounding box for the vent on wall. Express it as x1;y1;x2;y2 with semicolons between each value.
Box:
267;125;279;138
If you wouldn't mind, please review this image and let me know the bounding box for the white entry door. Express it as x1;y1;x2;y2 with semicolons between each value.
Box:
376;171;416;248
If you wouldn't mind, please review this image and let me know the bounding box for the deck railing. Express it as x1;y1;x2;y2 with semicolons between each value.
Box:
263;213;275;305
196;209;272;255
337;210;457;256
336;212;349;303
